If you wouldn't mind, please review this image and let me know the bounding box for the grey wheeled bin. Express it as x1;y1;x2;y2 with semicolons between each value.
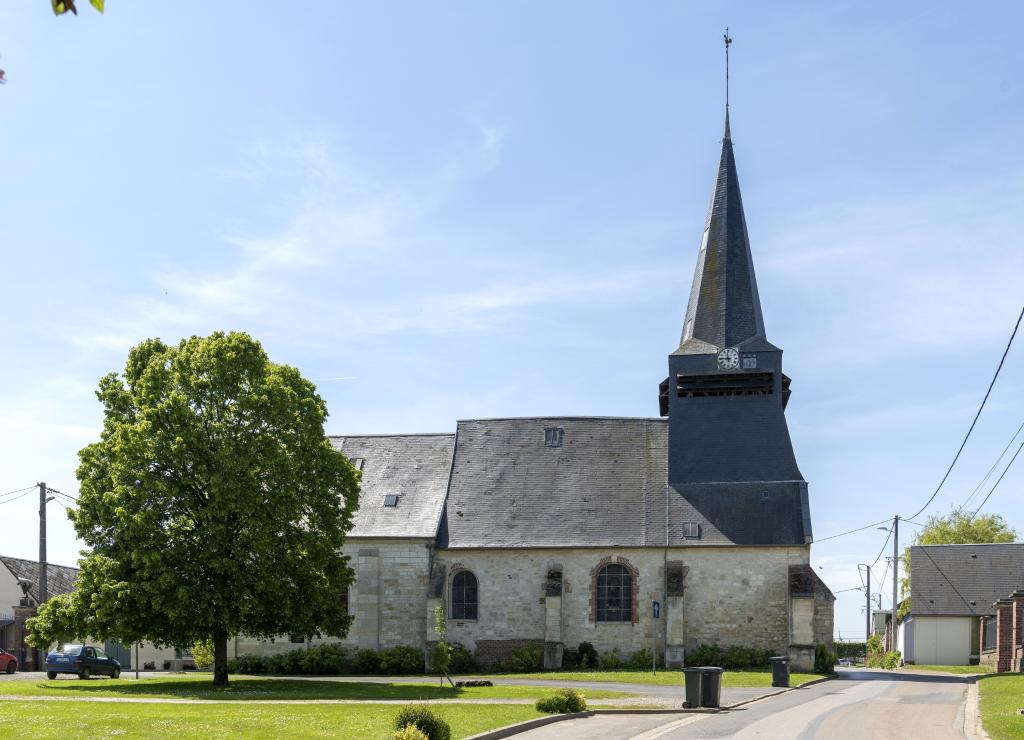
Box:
769;655;791;688
698;666;723;708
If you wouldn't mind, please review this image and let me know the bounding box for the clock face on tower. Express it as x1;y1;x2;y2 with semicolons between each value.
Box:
717;347;739;370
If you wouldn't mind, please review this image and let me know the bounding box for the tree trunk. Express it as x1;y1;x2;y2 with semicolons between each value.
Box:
213;629;229;686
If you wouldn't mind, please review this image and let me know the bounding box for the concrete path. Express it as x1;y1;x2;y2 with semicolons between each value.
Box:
513;669;974;739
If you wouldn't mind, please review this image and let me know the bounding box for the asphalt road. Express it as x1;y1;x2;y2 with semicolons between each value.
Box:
514;670;974;740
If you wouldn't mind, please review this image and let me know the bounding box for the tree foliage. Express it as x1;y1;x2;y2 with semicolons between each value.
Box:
26;332;360;685
52;0;104;16
898;509;1017;618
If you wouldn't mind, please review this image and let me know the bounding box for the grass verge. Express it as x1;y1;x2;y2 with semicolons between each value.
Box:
472;669;820;688
902;664;993;674
0;676;630;701
0;700;544;739
978;673;1024;740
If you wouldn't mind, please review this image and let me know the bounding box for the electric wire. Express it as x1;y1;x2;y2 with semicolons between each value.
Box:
971;435;1024;518
869;525;894;571
0;485;35;499
961;420;1024;511
0;489;35;506
47;487;78;502
904;302;1024;521
814;517;894;544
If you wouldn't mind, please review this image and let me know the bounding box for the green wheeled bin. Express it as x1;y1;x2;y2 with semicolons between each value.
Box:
682;667;703;708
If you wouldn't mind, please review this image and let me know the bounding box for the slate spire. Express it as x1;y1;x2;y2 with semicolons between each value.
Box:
677;110;772;353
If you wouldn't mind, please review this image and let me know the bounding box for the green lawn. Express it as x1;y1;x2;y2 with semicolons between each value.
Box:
0;676;630;701
0;700;544;739
902;664;993;675
978;674;1024;740
469;669;821;688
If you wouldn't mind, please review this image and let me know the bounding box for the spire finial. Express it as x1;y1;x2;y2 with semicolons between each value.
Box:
724;28;732;109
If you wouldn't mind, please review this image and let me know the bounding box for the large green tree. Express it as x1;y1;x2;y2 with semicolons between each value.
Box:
898;509;1017;619
27;332;359;685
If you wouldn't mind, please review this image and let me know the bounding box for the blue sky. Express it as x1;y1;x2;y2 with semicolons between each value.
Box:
2;2;1023;640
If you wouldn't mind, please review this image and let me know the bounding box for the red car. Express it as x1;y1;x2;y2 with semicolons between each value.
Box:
0;649;16;674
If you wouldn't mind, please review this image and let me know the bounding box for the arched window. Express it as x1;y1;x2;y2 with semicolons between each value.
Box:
450;570;478;620
596;563;632;622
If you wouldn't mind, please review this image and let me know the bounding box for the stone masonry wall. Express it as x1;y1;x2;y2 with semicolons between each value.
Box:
434;546;810;665
336;539;432;651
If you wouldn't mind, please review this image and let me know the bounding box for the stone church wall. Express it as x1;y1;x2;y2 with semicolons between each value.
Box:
434;545;811;667
335;539;432;651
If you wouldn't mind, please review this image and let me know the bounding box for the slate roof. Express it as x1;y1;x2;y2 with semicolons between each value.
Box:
436;417;811;549
910;543;1024;617
330;433;455;539
677;110;778;355
0;555;78;602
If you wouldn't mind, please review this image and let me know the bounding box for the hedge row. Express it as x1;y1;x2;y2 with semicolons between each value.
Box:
229;643;423;676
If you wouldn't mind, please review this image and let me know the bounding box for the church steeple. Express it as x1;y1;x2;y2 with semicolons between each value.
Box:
676;109;773;354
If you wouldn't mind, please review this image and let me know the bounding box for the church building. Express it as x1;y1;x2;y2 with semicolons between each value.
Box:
331;110;834;672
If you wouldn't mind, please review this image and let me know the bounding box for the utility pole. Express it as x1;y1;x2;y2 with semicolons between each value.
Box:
891;515;899;652
38;482;48;606
863;564;871;644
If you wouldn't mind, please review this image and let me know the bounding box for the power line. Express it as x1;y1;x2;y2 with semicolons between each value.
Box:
904;302;1024;521
47;487;78;502
0;489;35;506
961;419;1024;511
917;545;978;613
869;525;894;570
971;435;1024;518
0;485;35;499
814;517;893;544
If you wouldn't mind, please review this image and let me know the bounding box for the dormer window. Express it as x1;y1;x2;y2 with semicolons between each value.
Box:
383;494;399;507
350;457;365;471
544;428;564;448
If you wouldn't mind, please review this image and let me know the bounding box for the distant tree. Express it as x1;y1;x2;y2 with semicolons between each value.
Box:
27;331;360;686
52;0;104;15
898;509;1017;619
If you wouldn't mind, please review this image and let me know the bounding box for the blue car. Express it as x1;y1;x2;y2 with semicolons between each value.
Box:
45;644;121;680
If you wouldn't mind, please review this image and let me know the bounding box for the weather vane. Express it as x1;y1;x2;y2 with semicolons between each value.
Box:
724;28;732;109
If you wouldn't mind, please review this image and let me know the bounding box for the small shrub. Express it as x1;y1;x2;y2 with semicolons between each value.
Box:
629;648;653;670
598;649;621;670
882;650;901;670
234;654;268;675
380;645;425;675
866;634;883;655
393;707;451;740
448;642;476;674
394;725;430;740
536;688;588;714
191;640;214;670
835;642;866;660
430;641;453;675
685;644;724;667
576;641;598;669
306;643;349;674
561;647;581;669
814;644;836;674
353;649;382;675
226;659;239;674
509;644;542;672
